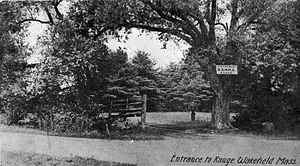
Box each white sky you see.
[106,29,189,67]
[25,1,233,68]
[24,0,190,67]
[26,23,189,68]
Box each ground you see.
[1,151,136,166]
[1,112,300,166]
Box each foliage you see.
[2,0,282,131]
[0,2,33,123]
[159,62,214,112]
[108,50,161,112]
[232,0,300,132]
[70,0,281,129]
[2,0,300,134]
[2,6,163,131]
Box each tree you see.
[0,0,66,84]
[1,0,130,129]
[132,51,161,112]
[0,2,28,94]
[10,0,296,130]
[31,16,132,130]
[231,0,300,131]
[65,0,278,129]
[109,50,161,112]
[0,1,33,120]
[159,62,213,112]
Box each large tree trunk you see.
[205,54,234,130]
[211,88,232,129]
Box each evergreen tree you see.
[108,50,161,112]
[159,62,214,112]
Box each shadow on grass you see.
[146,121,214,140]
[148,121,300,141]
[2,122,299,141]
[0,122,214,141]
[0,124,165,141]
[224,129,300,141]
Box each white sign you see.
[216,65,238,75]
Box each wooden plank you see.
[123,113,142,118]
[111,99,128,103]
[128,101,143,105]
[123,111,142,116]
[109,111,142,119]
[111,101,142,107]
[126,98,129,109]
[110,107,143,113]
[130,96,142,101]
[112,97,142,103]
[141,94,147,130]
[104,95,147,130]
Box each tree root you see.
[213,121,238,131]
[226,121,238,131]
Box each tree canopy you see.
[1,0,300,132]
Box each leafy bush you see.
[232,109,264,132]
[233,93,300,133]
[52,112,94,133]
[111,119,140,131]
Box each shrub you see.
[232,108,264,132]
[233,93,300,133]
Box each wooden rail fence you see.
[104,94,147,132]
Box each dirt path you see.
[1,132,300,166]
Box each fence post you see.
[141,94,147,130]
[191,111,195,121]
[107,101,113,133]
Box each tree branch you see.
[172,13,203,45]
[215,22,228,32]
[229,0,239,32]
[18,0,64,25]
[142,0,197,44]
[130,24,193,45]
[236,1,271,32]
[190,13,209,41]
[43,6,54,24]
[17,18,51,24]
[208,0,217,43]
[204,0,211,24]
[53,0,63,20]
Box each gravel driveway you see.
[1,132,300,166]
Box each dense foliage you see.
[159,62,214,112]
[232,0,300,132]
[1,0,300,134]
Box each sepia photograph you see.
[0,0,300,165]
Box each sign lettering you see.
[216,65,238,75]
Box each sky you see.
[26,22,189,68]
[106,29,189,67]
[24,1,232,68]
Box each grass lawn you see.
[128,112,212,124]
[1,151,136,166]
[0,123,165,141]
[1,112,299,141]
[0,112,212,141]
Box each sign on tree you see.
[216,65,238,75]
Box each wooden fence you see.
[105,94,147,131]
